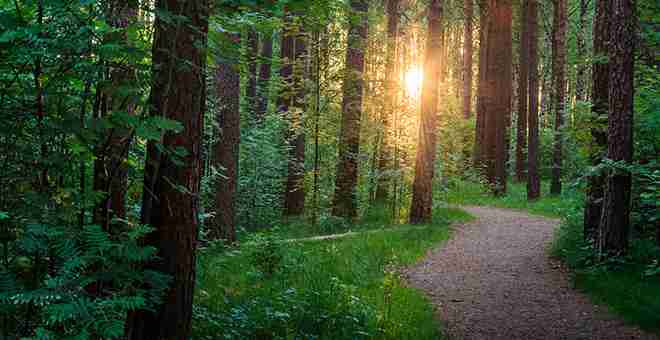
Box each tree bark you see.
[527,0,540,200]
[550,0,566,195]
[283,20,308,216]
[374,0,401,203]
[583,0,610,241]
[473,0,489,170]
[126,0,208,338]
[332,0,369,219]
[483,0,512,196]
[598,0,635,256]
[409,0,443,224]
[463,0,474,119]
[515,0,529,182]
[210,33,240,242]
[574,0,588,102]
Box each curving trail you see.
[405,206,658,340]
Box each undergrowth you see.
[193,207,472,339]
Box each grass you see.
[442,179,580,218]
[194,207,473,339]
[445,179,660,335]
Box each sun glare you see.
[405,67,424,98]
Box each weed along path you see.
[405,206,658,340]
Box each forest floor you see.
[405,205,658,340]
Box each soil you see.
[405,206,658,340]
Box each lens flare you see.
[404,67,423,98]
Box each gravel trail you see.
[405,206,658,340]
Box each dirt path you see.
[405,206,658,340]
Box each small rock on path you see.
[405,206,658,340]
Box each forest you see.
[0,0,658,339]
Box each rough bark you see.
[283,22,308,216]
[473,0,489,171]
[463,0,474,119]
[126,0,208,338]
[550,0,566,195]
[515,0,529,182]
[255,31,273,121]
[332,0,369,219]
[409,0,443,224]
[483,0,511,196]
[92,1,137,231]
[374,0,400,203]
[598,0,635,256]
[583,0,610,241]
[210,33,240,242]
[527,0,540,200]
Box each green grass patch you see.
[552,211,660,334]
[442,179,580,218]
[193,207,470,339]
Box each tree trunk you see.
[332,0,369,219]
[550,0,566,195]
[409,0,443,224]
[598,0,635,256]
[92,1,137,231]
[527,0,540,200]
[255,31,273,121]
[375,0,401,203]
[283,21,308,216]
[473,0,489,170]
[483,0,511,196]
[210,33,240,242]
[574,0,588,102]
[583,0,610,241]
[463,0,474,119]
[126,0,208,338]
[515,0,529,182]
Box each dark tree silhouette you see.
[210,33,240,242]
[473,0,489,170]
[332,0,369,219]
[583,0,610,241]
[550,0,566,195]
[526,0,540,200]
[410,0,443,224]
[515,0,529,183]
[126,0,208,338]
[598,0,635,256]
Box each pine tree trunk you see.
[515,0,529,182]
[526,0,541,200]
[375,0,400,203]
[598,0,635,256]
[574,0,588,102]
[483,0,511,196]
[210,33,240,242]
[473,0,489,171]
[583,0,610,241]
[255,32,273,122]
[550,0,566,195]
[332,0,369,219]
[126,0,208,338]
[463,0,474,119]
[409,0,443,224]
[283,23,308,216]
